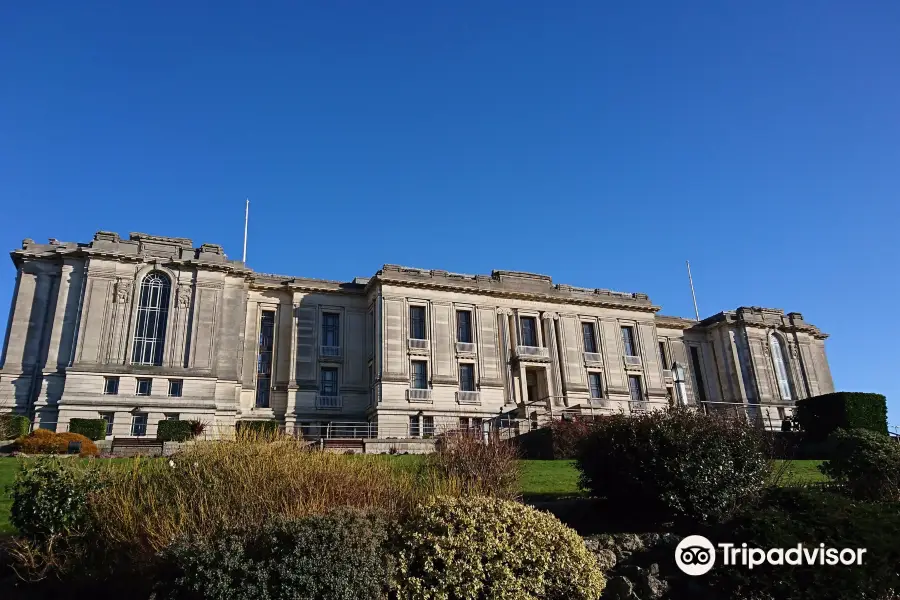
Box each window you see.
[132,271,171,365]
[103,376,119,395]
[131,413,148,437]
[256,310,275,408]
[322,312,340,347]
[456,310,473,343]
[165,413,179,421]
[459,417,470,429]
[770,334,793,401]
[521,316,538,347]
[100,412,114,436]
[320,367,338,396]
[472,417,483,430]
[411,360,428,389]
[588,373,603,398]
[621,326,638,357]
[168,379,183,397]
[658,341,669,369]
[410,306,427,340]
[409,415,420,438]
[582,322,598,353]
[136,378,152,396]
[689,346,708,403]
[423,416,435,437]
[628,375,643,403]
[459,363,476,392]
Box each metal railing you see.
[407,388,432,402]
[623,355,642,367]
[516,345,550,359]
[408,338,429,351]
[319,345,341,358]
[455,342,477,354]
[456,391,481,404]
[315,395,342,409]
[583,351,603,364]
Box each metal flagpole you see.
[242,199,249,263]
[686,260,700,321]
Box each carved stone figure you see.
[115,279,132,304]
[177,285,192,308]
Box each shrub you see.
[16,430,99,456]
[9,457,103,541]
[235,419,280,438]
[390,496,605,600]
[0,413,30,439]
[696,487,900,600]
[425,431,519,499]
[87,436,419,566]
[187,419,206,438]
[819,428,900,502]
[69,418,107,441]
[156,510,389,600]
[158,420,194,442]
[576,408,770,523]
[796,392,888,441]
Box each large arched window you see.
[770,334,793,401]
[132,272,171,366]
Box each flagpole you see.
[686,260,700,321]
[242,199,249,263]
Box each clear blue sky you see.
[1,2,897,422]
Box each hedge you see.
[157,420,193,442]
[795,392,888,441]
[0,413,30,439]
[69,418,107,441]
[235,419,281,437]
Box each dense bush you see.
[9,457,103,541]
[157,510,389,600]
[819,428,900,502]
[68,418,107,441]
[796,392,888,441]
[696,487,900,600]
[426,430,519,499]
[235,419,280,437]
[516,418,607,459]
[0,413,30,439]
[390,496,605,600]
[158,420,194,442]
[576,408,770,523]
[16,429,99,456]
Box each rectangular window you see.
[409,415,420,438]
[165,413,179,421]
[472,417,483,430]
[690,346,708,403]
[131,413,148,437]
[459,363,476,391]
[410,306,427,340]
[521,316,538,347]
[628,375,643,403]
[100,412,114,436]
[621,326,638,357]
[410,360,428,389]
[322,312,340,347]
[658,341,669,369]
[456,310,473,343]
[582,322,598,353]
[589,373,603,398]
[320,367,339,396]
[459,417,470,429]
[423,416,435,437]
[256,310,276,409]
[103,376,119,395]
[136,378,152,396]
[168,379,183,397]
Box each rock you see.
[641,533,661,548]
[636,574,670,600]
[603,576,635,600]
[584,537,601,553]
[617,564,645,581]
[648,563,660,577]
[595,548,618,571]
[616,533,644,552]
[592,533,617,549]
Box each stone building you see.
[0,231,834,438]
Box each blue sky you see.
[1,2,898,422]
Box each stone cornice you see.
[655,314,698,330]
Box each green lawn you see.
[0,456,827,535]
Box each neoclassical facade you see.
[0,231,835,438]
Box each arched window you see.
[132,272,171,366]
[770,334,792,401]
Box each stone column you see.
[542,312,564,406]
[44,263,74,369]
[497,308,514,404]
[169,281,193,368]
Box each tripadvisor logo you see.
[675,535,867,576]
